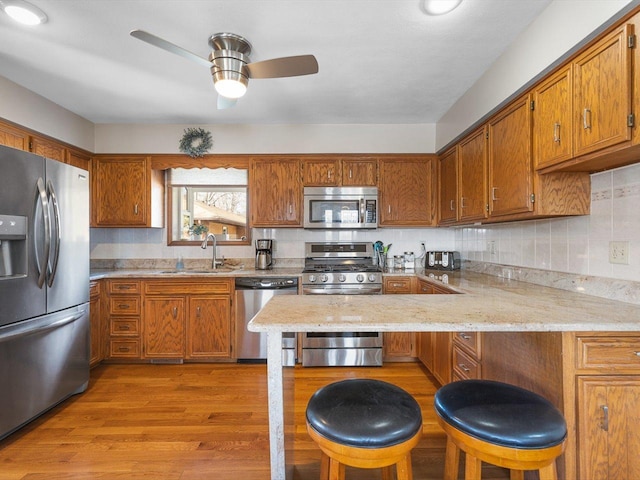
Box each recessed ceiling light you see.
[1,0,48,25]
[422,0,463,16]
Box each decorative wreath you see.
[179,127,213,158]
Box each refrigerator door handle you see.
[34,178,51,289]
[46,180,61,287]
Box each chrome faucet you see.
[201,233,223,269]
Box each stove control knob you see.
[308,275,316,283]
[368,274,377,283]
[339,274,346,282]
[356,274,365,283]
[320,274,329,283]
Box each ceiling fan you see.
[130,30,319,109]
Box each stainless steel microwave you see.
[303,187,378,229]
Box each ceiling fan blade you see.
[246,55,318,79]
[130,30,212,68]
[217,95,238,110]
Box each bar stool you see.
[306,378,422,480]
[434,380,567,480]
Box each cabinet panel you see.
[379,156,436,226]
[30,135,66,163]
[383,276,413,294]
[89,281,102,367]
[144,297,185,358]
[458,127,488,223]
[108,297,141,315]
[187,296,232,359]
[303,158,341,186]
[577,336,640,371]
[453,345,480,380]
[578,376,640,480]
[453,331,481,358]
[109,339,141,358]
[250,158,302,226]
[439,148,458,225]
[432,331,452,385]
[108,280,141,294]
[342,159,377,186]
[533,66,573,169]
[110,318,140,336]
[0,121,29,150]
[383,332,415,359]
[573,24,632,157]
[488,95,533,217]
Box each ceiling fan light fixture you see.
[422,0,462,16]
[214,76,248,99]
[1,0,47,25]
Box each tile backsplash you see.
[455,162,640,283]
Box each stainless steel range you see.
[301,242,383,367]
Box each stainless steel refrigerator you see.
[0,144,90,440]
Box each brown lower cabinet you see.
[102,278,233,362]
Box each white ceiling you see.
[0,0,554,125]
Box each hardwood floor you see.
[0,363,509,480]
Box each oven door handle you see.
[303,287,382,295]
[359,197,365,224]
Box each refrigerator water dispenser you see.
[0,214,27,278]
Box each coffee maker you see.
[255,239,273,270]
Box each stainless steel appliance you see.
[255,238,273,270]
[0,145,90,440]
[301,242,382,366]
[303,187,378,229]
[426,251,461,270]
[235,276,298,365]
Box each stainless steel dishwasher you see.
[235,277,298,365]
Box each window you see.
[167,167,249,245]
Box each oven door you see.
[302,285,382,295]
[303,331,382,349]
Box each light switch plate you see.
[609,241,630,265]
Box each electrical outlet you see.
[609,241,630,265]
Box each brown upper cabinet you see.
[91,155,164,227]
[458,127,489,223]
[0,120,29,151]
[438,148,458,225]
[30,134,67,163]
[250,157,302,227]
[488,94,534,218]
[379,156,437,227]
[302,157,377,186]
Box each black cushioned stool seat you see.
[306,379,422,480]
[434,380,567,480]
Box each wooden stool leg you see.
[510,470,525,480]
[328,457,345,480]
[443,436,460,480]
[538,462,558,480]
[319,451,330,480]
[381,465,395,480]
[395,453,413,480]
[465,453,482,480]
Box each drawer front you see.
[383,277,413,294]
[109,296,141,315]
[110,318,140,336]
[577,336,640,370]
[453,345,481,380]
[416,280,434,294]
[109,339,141,358]
[453,331,481,358]
[144,280,232,295]
[108,280,141,294]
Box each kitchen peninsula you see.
[249,271,640,480]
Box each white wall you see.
[436,0,635,149]
[0,76,94,151]
[94,123,436,154]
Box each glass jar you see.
[394,255,404,269]
[404,252,415,269]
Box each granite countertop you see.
[248,269,640,333]
[89,266,304,280]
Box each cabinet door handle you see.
[583,108,592,130]
[349,168,353,179]
[289,205,293,214]
[134,203,139,215]
[553,122,561,143]
[491,187,499,201]
[450,200,455,211]
[196,306,201,318]
[600,405,609,432]
[388,205,391,214]
[634,351,640,357]
[460,197,466,209]
[327,169,332,180]
[172,307,178,318]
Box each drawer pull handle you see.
[118,285,131,290]
[600,405,609,432]
[118,304,130,309]
[118,346,130,352]
[118,325,130,331]
[459,333,471,340]
[458,363,470,373]
[634,351,640,357]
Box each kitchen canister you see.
[394,255,404,269]
[404,252,415,269]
